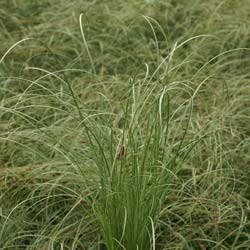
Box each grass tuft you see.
[1,0,250,249]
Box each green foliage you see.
[0,0,250,249]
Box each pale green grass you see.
[0,0,250,249]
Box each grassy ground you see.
[0,0,250,249]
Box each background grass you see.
[0,0,250,249]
